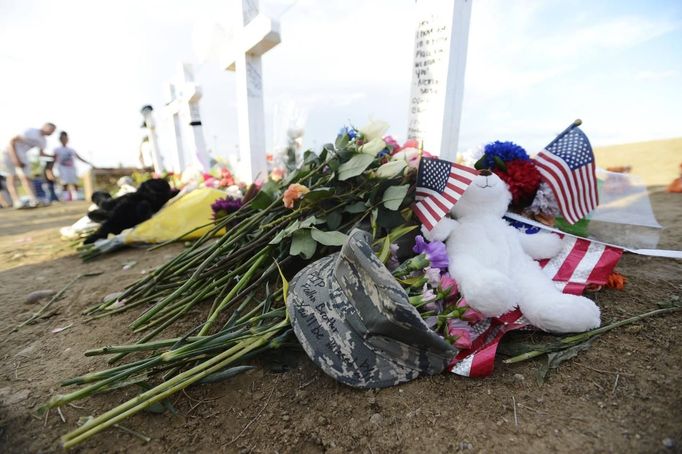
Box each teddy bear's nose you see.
[478,169,492,176]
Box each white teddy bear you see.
[423,170,600,333]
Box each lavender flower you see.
[387,243,400,271]
[424,267,441,287]
[412,235,449,269]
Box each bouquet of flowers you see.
[46,120,431,447]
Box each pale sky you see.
[1,0,680,172]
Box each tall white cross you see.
[224,0,281,183]
[407,0,472,161]
[164,63,211,172]
[140,105,165,174]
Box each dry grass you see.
[594,137,682,186]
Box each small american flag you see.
[535,123,599,224]
[414,157,478,231]
[449,229,623,378]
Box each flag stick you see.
[545,119,582,149]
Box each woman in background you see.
[53,131,94,201]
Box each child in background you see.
[44,157,59,202]
[53,131,94,201]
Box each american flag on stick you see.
[414,157,478,231]
[535,120,599,224]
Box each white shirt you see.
[54,146,77,167]
[7,128,46,162]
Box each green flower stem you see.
[45,357,162,410]
[61,357,153,386]
[392,254,429,278]
[61,317,290,449]
[198,248,271,336]
[504,304,682,364]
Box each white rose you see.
[359,120,389,141]
[359,137,386,155]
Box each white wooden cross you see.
[164,63,210,172]
[140,105,165,174]
[407,0,472,161]
[223,0,281,183]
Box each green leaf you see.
[338,153,375,181]
[302,187,334,205]
[310,228,348,246]
[493,155,508,172]
[335,133,350,150]
[303,150,320,166]
[299,216,323,228]
[474,155,487,170]
[537,339,595,385]
[378,235,391,264]
[370,208,379,238]
[250,190,276,210]
[344,201,368,214]
[326,211,342,230]
[289,229,317,259]
[377,206,406,229]
[199,366,255,384]
[388,224,419,243]
[269,220,301,245]
[382,184,410,211]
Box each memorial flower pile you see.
[46,120,427,447]
[43,120,665,448]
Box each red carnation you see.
[494,159,542,207]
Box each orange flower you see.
[606,272,627,290]
[282,183,310,208]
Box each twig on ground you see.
[57,407,66,423]
[114,423,151,443]
[575,362,634,377]
[512,396,518,431]
[612,373,620,394]
[225,385,276,446]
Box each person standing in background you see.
[53,131,94,201]
[0,122,56,208]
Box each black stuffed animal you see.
[84,178,177,244]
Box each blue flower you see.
[482,141,529,168]
[376,147,391,158]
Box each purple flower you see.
[424,267,441,287]
[424,300,443,314]
[211,197,243,220]
[420,284,436,303]
[412,235,449,269]
[387,243,400,271]
[424,316,438,329]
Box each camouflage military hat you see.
[287,229,457,388]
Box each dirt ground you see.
[0,191,681,454]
